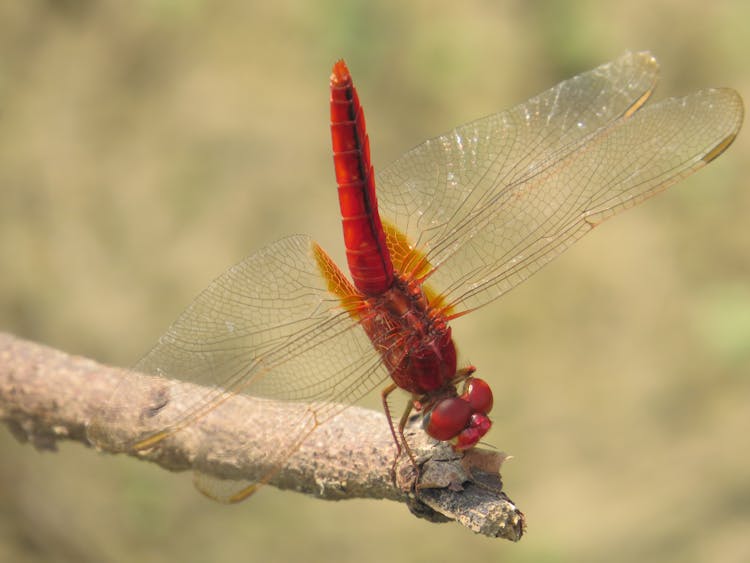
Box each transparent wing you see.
[90,235,389,499]
[139,235,385,413]
[376,51,743,314]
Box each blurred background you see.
[1,1,748,562]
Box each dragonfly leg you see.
[381,383,419,488]
[453,365,476,389]
[396,399,420,471]
[381,382,400,452]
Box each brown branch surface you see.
[0,332,525,540]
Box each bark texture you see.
[0,332,525,540]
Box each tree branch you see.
[0,332,525,540]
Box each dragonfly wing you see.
[437,88,742,313]
[90,235,389,497]
[377,52,659,260]
[376,51,743,314]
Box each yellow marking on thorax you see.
[381,219,454,317]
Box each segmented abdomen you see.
[330,60,394,296]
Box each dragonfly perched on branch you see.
[89,51,743,503]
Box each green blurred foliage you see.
[1,1,748,562]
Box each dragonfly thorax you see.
[362,275,457,394]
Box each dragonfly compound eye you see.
[423,380,495,446]
[461,377,493,415]
[422,397,472,441]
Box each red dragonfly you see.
[91,51,742,502]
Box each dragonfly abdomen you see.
[330,60,394,296]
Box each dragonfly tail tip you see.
[331,59,351,85]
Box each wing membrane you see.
[377,52,743,314]
[91,235,388,455]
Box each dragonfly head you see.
[422,377,493,450]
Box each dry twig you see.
[0,332,525,540]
